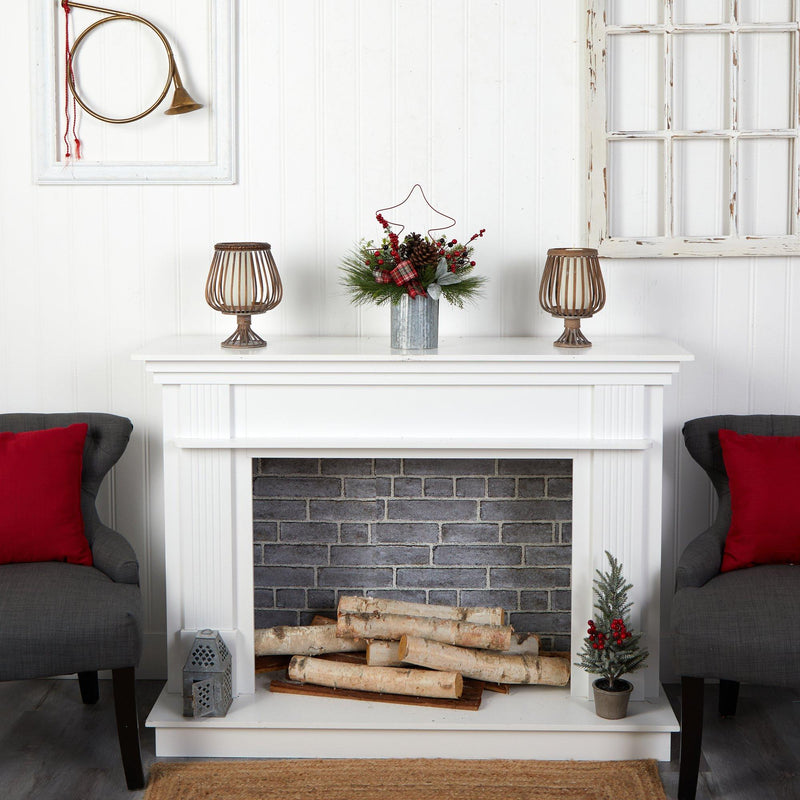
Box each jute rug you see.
[144,758,667,799]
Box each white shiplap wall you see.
[1,0,795,679]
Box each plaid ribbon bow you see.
[389,260,418,285]
[373,260,427,298]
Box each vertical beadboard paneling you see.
[356,0,400,336]
[712,259,755,409]
[320,0,361,335]
[500,0,537,335]
[1,0,38,411]
[4,0,800,678]
[240,0,287,340]
[278,0,325,336]
[750,257,792,410]
[457,0,503,337]
[429,0,468,264]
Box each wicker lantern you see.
[205,242,283,349]
[182,629,233,718]
[538,247,606,348]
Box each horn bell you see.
[164,86,203,116]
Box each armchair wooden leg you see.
[111,667,144,790]
[718,679,740,718]
[77,671,99,705]
[678,676,705,800]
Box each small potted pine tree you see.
[575,551,649,719]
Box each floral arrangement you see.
[575,551,649,691]
[340,213,487,307]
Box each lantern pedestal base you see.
[554,318,592,349]
[221,314,266,349]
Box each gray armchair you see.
[672,415,800,800]
[0,413,144,790]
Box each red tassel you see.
[62,1,81,160]
[62,1,72,158]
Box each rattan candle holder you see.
[538,247,606,348]
[205,242,283,349]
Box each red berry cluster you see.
[436,229,485,273]
[611,618,632,645]
[586,619,606,650]
[376,213,401,260]
[587,618,632,650]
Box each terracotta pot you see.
[592,678,633,719]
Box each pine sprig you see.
[340,249,407,306]
[340,222,487,307]
[440,275,487,308]
[575,551,649,688]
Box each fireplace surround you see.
[135,335,691,759]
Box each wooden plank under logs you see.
[269,677,483,711]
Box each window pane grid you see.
[793,8,800,233]
[664,0,674,237]
[592,0,800,254]
[729,2,739,235]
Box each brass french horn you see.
[64,1,202,124]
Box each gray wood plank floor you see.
[0,680,796,799]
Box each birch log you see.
[337,611,513,651]
[337,595,505,626]
[366,640,403,667]
[254,624,365,656]
[398,635,570,686]
[288,655,463,699]
[505,631,540,656]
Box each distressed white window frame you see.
[31,0,237,185]
[587,0,800,257]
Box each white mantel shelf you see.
[134,334,690,362]
[136,335,691,760]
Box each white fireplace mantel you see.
[135,335,692,760]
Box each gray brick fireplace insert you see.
[253,457,572,651]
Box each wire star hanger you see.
[375,184,457,241]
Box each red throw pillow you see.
[719,428,800,572]
[0,423,92,566]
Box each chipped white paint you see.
[588,0,800,256]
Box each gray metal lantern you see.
[182,629,233,718]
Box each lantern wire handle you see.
[375,184,457,240]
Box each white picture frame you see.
[32,0,236,185]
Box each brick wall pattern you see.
[253,458,572,651]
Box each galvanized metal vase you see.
[390,294,439,351]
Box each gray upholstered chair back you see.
[0,412,133,548]
[683,414,800,497]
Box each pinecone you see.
[399,232,423,261]
[406,236,439,269]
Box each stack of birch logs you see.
[254,596,570,701]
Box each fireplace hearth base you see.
[147,681,676,760]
